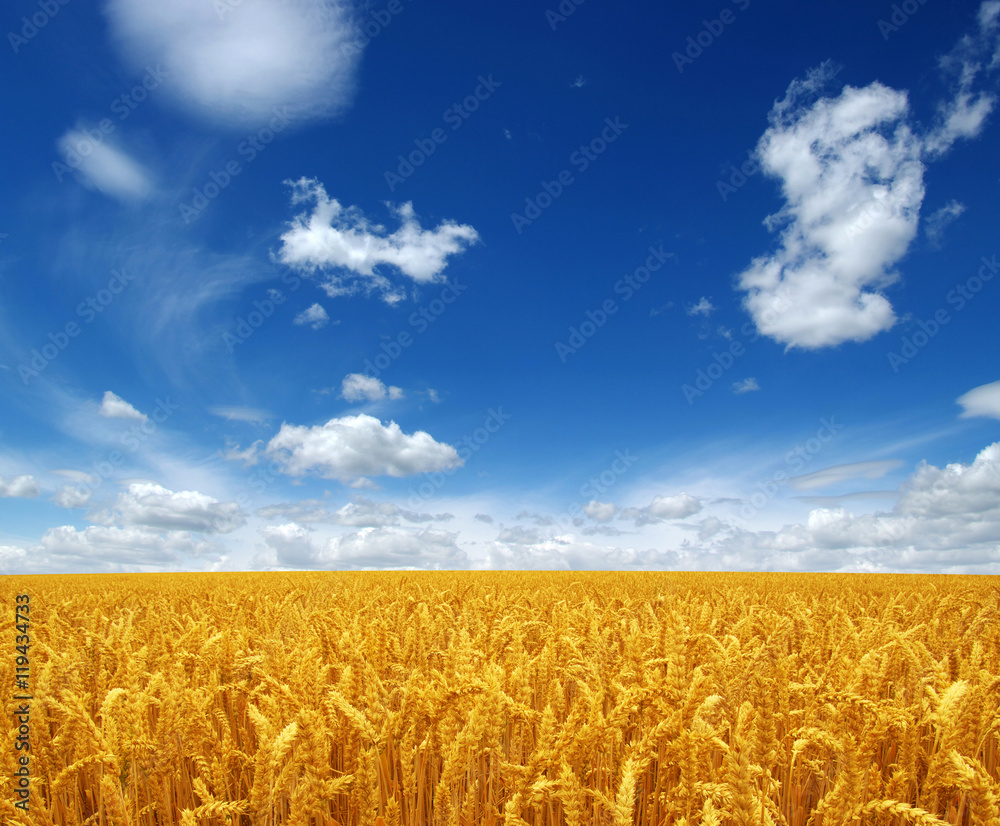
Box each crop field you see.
[1,572,999,826]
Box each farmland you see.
[2,572,998,826]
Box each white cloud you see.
[957,380,1000,420]
[924,1,1000,156]
[332,496,442,527]
[732,378,760,394]
[221,440,263,466]
[103,0,360,127]
[256,523,467,569]
[39,525,211,567]
[293,303,330,329]
[277,178,479,301]
[686,297,715,317]
[101,482,245,533]
[788,459,904,491]
[924,200,966,246]
[583,501,617,522]
[266,414,462,483]
[339,373,403,403]
[737,78,924,349]
[210,406,271,424]
[621,493,702,526]
[53,485,93,508]
[0,475,40,498]
[99,391,147,421]
[57,131,153,201]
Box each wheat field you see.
[1,572,998,826]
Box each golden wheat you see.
[0,572,998,826]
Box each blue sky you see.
[2,0,999,573]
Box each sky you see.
[1,0,999,574]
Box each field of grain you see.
[1,572,998,826]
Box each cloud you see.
[210,406,272,424]
[583,500,617,522]
[256,523,467,569]
[620,493,702,526]
[256,500,333,523]
[277,178,479,302]
[332,496,443,527]
[293,303,331,329]
[265,414,462,483]
[103,0,361,127]
[570,75,587,88]
[39,525,211,567]
[737,76,924,349]
[474,513,494,524]
[0,475,41,498]
[57,130,153,201]
[53,485,93,508]
[957,380,1000,420]
[924,2,1000,156]
[99,391,147,421]
[221,440,263,466]
[339,373,403,403]
[787,459,904,491]
[686,297,715,317]
[732,378,760,394]
[924,200,967,246]
[99,482,245,533]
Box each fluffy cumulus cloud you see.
[738,72,924,349]
[103,0,361,127]
[97,482,245,533]
[0,474,40,498]
[340,373,403,403]
[255,523,467,569]
[738,8,1000,351]
[57,130,153,201]
[957,380,1000,420]
[277,178,479,302]
[266,414,462,483]
[583,500,617,522]
[99,390,147,421]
